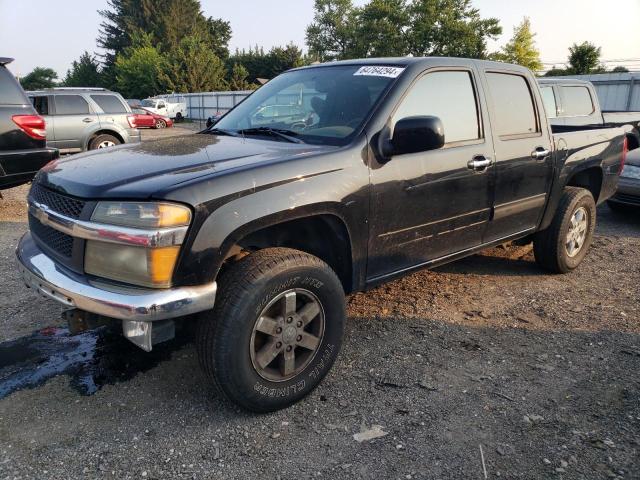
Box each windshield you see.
[213,65,401,146]
[141,99,155,107]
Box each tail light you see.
[127,115,137,128]
[619,136,628,174]
[12,115,46,140]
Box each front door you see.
[368,68,495,281]
[52,94,99,151]
[479,70,555,242]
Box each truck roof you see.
[538,78,592,86]
[292,56,531,74]
[26,87,111,94]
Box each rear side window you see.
[393,70,480,144]
[54,95,90,115]
[30,96,49,115]
[540,87,557,118]
[0,66,27,105]
[486,72,538,137]
[561,86,594,116]
[91,94,128,114]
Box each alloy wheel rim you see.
[98,140,116,148]
[250,288,325,382]
[565,206,588,257]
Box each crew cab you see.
[538,78,640,150]
[16,58,628,412]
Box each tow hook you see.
[63,309,113,335]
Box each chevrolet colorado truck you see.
[16,58,628,412]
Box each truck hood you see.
[36,133,335,199]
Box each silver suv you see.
[27,88,141,153]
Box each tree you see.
[567,41,606,75]
[494,17,542,72]
[63,52,102,87]
[544,67,568,77]
[306,0,501,61]
[611,66,629,73]
[227,44,305,82]
[115,35,166,98]
[160,35,227,92]
[19,67,58,90]
[228,63,255,91]
[407,0,501,58]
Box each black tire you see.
[533,187,596,273]
[175,112,183,122]
[197,247,345,412]
[154,119,166,129]
[89,133,121,150]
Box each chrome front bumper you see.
[16,232,217,322]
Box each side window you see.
[540,87,557,118]
[561,86,594,116]
[157,102,166,109]
[486,72,538,137]
[392,70,480,144]
[54,95,90,115]
[91,94,128,114]
[30,96,49,115]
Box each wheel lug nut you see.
[296,335,302,342]
[296,320,303,327]
[276,327,282,334]
[286,345,292,352]
[276,342,282,349]
[287,317,293,323]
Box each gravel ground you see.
[1,130,639,479]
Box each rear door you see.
[51,94,98,151]
[368,67,495,280]
[480,69,554,242]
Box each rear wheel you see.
[175,112,183,122]
[89,134,121,150]
[533,187,596,273]
[197,248,345,412]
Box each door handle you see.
[82,118,93,123]
[531,147,551,160]
[467,156,492,171]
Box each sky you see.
[1,0,639,78]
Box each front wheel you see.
[154,119,166,129]
[533,187,596,273]
[197,248,345,412]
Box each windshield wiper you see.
[236,127,304,144]
[204,127,239,137]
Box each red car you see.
[130,107,173,129]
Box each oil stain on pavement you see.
[0,326,187,399]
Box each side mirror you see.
[383,116,445,157]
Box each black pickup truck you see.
[16,58,628,412]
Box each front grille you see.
[30,183,86,219]
[613,192,640,205]
[29,216,74,258]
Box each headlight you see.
[91,202,191,228]
[85,202,191,288]
[621,165,640,180]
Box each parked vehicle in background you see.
[16,58,628,412]
[140,98,187,121]
[608,147,640,211]
[126,99,141,108]
[27,88,140,154]
[131,107,173,129]
[0,57,58,190]
[538,79,640,150]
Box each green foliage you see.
[115,34,166,98]
[306,0,502,61]
[19,67,58,90]
[493,17,542,72]
[228,63,255,91]
[567,42,606,75]
[543,67,568,77]
[63,52,102,87]
[611,66,630,73]
[159,35,228,93]
[227,44,305,83]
